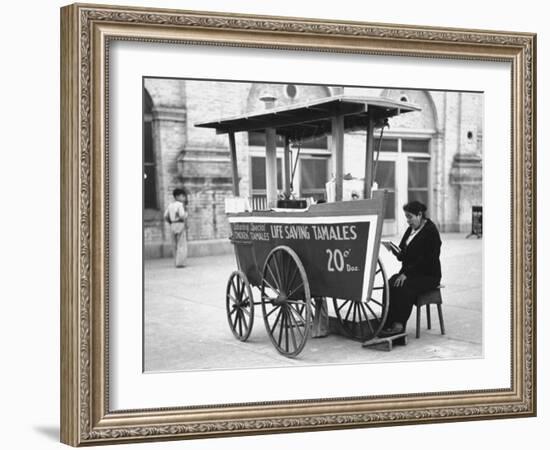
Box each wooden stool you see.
[415,286,445,338]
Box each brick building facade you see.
[143,78,482,258]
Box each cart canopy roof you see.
[195,95,420,141]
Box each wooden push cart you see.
[196,95,419,357]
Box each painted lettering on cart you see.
[231,222,250,240]
[231,222,271,241]
[268,224,358,241]
[270,225,311,240]
[230,220,367,280]
[311,225,357,241]
[249,223,270,240]
[232,223,361,243]
[325,248,359,272]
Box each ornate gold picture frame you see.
[60,3,536,446]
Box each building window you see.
[143,89,158,210]
[250,156,282,210]
[374,138,398,152]
[286,84,297,98]
[374,161,396,219]
[248,132,328,150]
[408,158,429,206]
[300,157,329,201]
[402,139,430,153]
[373,136,431,223]
[251,156,282,190]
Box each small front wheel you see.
[226,271,254,341]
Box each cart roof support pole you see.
[364,115,375,199]
[228,132,240,196]
[331,115,344,201]
[265,127,278,208]
[283,136,292,198]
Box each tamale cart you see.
[196,95,419,357]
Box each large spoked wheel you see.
[332,257,389,341]
[261,246,311,358]
[226,270,254,341]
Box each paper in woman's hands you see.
[381,241,401,257]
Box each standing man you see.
[164,188,188,267]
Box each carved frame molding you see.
[61,3,536,446]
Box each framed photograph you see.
[60,3,536,446]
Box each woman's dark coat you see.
[383,218,442,328]
[397,218,442,282]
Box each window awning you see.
[195,95,420,141]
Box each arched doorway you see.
[143,88,158,210]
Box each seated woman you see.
[380,201,442,337]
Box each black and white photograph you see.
[142,78,484,372]
[1,0,544,447]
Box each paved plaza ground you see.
[144,233,482,372]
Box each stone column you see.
[449,92,483,233]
